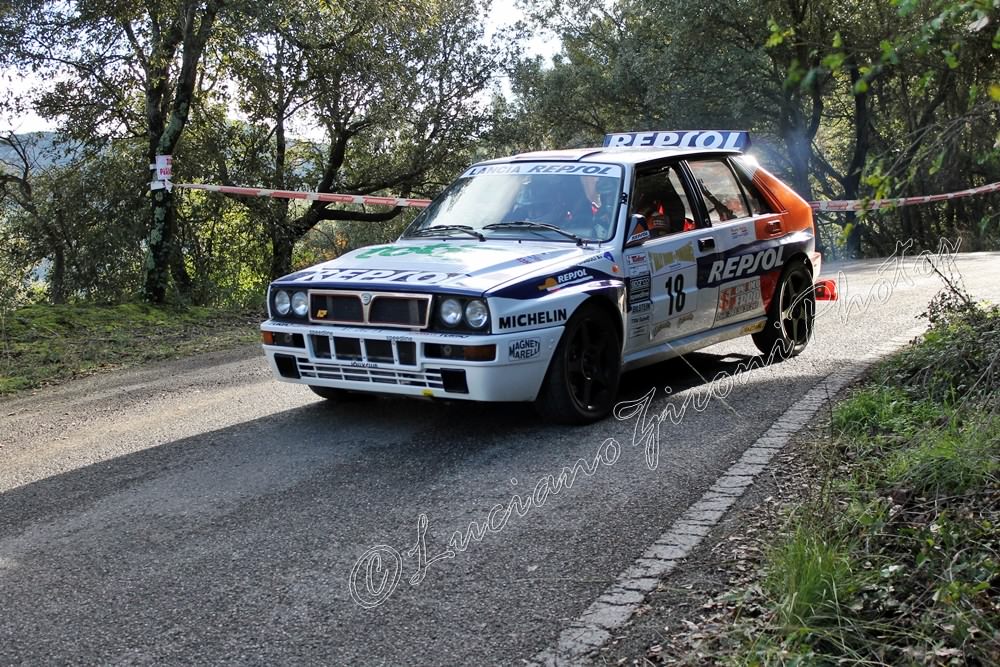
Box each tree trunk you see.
[140,0,223,304]
[270,231,295,280]
[143,188,175,302]
[50,245,66,305]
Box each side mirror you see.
[624,213,648,248]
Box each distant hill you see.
[0,131,73,170]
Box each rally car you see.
[261,130,835,423]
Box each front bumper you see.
[261,320,564,402]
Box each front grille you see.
[297,361,444,389]
[310,334,417,366]
[309,290,431,329]
[369,297,429,327]
[311,293,363,323]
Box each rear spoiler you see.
[603,130,750,151]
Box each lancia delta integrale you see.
[261,130,835,423]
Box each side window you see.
[687,159,751,223]
[627,164,696,244]
[730,159,773,215]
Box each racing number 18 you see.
[664,274,685,315]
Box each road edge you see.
[532,324,928,665]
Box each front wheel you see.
[752,259,815,359]
[535,303,622,424]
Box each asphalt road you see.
[2,249,998,665]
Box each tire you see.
[752,258,815,359]
[535,302,622,424]
[308,385,375,402]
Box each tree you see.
[213,0,504,279]
[2,0,226,302]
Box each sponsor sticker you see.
[355,243,467,260]
[728,224,752,242]
[516,253,554,264]
[626,252,650,278]
[603,130,749,150]
[706,245,785,285]
[582,251,616,264]
[498,308,568,330]
[648,242,695,273]
[652,319,672,337]
[508,338,541,361]
[740,321,766,334]
[629,274,651,304]
[461,162,622,178]
[290,268,461,285]
[538,268,590,292]
[629,314,651,339]
[717,278,762,321]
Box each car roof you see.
[475,146,739,167]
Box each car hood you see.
[272,240,616,294]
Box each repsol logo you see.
[558,269,588,284]
[498,308,568,330]
[296,268,458,285]
[707,246,785,283]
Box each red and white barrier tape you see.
[175,182,432,208]
[809,181,1000,212]
[175,179,1000,214]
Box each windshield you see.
[403,162,624,243]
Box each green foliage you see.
[764,526,858,629]
[887,415,999,494]
[516,0,1000,258]
[883,288,1000,405]
[1,0,504,305]
[0,302,259,394]
[697,290,1000,664]
[833,385,944,441]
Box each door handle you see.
[698,237,715,251]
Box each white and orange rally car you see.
[261,130,836,423]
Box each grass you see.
[0,302,261,394]
[669,289,1000,665]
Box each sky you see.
[1,3,561,136]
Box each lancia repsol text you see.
[498,308,568,330]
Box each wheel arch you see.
[764,251,814,308]
[579,289,626,353]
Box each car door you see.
[622,163,722,353]
[684,157,771,328]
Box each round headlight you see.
[291,291,309,317]
[439,298,463,327]
[274,290,291,315]
[465,299,489,329]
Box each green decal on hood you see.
[355,243,467,259]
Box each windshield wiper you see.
[408,225,485,241]
[482,221,585,245]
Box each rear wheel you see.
[752,259,815,358]
[535,303,622,424]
